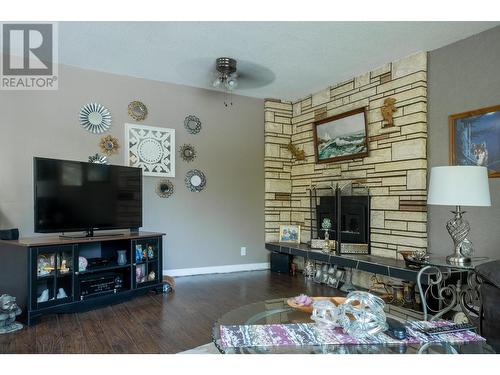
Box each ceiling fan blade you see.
[229,60,275,90]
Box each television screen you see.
[34,157,142,233]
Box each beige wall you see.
[265,52,429,259]
[0,63,265,271]
[428,26,500,259]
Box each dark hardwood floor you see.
[0,270,341,354]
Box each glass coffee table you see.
[212,298,495,354]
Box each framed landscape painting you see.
[313,107,369,163]
[449,104,500,178]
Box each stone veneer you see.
[265,52,428,260]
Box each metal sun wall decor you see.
[185,169,206,192]
[128,101,148,121]
[179,144,197,162]
[156,179,174,198]
[88,153,108,164]
[99,135,120,156]
[125,123,175,177]
[184,115,202,134]
[79,103,112,134]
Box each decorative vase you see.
[117,250,127,266]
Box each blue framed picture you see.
[449,104,500,178]
[278,224,301,243]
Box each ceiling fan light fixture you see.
[225,77,238,90]
[212,77,222,88]
[213,57,239,92]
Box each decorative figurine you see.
[59,259,70,273]
[0,294,23,334]
[136,266,143,283]
[287,142,306,161]
[142,248,148,260]
[148,271,156,281]
[304,259,315,279]
[56,288,67,299]
[116,250,127,266]
[37,255,50,276]
[321,218,333,252]
[147,245,154,259]
[135,245,143,262]
[37,289,49,303]
[381,97,397,128]
[78,256,88,272]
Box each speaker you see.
[270,252,291,273]
[0,228,19,240]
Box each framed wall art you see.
[278,224,301,244]
[313,107,369,163]
[125,123,175,177]
[449,104,500,178]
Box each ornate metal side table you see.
[415,256,491,327]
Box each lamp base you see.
[446,254,471,266]
[445,206,473,266]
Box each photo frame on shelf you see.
[313,107,369,164]
[125,123,175,177]
[278,224,301,244]
[449,104,500,178]
[313,267,323,284]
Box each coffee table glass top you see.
[412,256,491,271]
[212,298,494,354]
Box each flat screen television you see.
[34,157,142,235]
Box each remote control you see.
[422,323,476,335]
[385,317,407,340]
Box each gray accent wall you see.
[0,63,265,271]
[428,26,500,258]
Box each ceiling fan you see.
[212,57,239,91]
[209,57,275,106]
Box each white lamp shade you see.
[427,166,491,207]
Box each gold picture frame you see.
[313,107,369,164]
[449,104,500,178]
[278,224,301,243]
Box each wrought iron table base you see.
[416,265,481,328]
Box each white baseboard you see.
[163,262,270,277]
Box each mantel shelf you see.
[265,242,467,285]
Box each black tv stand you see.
[0,231,165,325]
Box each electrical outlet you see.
[240,247,247,256]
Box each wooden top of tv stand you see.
[0,231,165,248]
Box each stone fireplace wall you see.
[265,52,428,259]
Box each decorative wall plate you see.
[179,144,197,162]
[128,101,148,121]
[88,153,108,164]
[184,115,202,134]
[156,179,174,198]
[79,103,112,134]
[125,123,175,177]
[99,135,120,156]
[185,169,206,192]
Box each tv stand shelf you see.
[0,231,165,325]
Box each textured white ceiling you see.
[59,21,499,101]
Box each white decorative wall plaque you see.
[125,123,175,177]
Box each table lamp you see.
[427,166,491,265]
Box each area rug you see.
[178,343,220,354]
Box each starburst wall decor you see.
[99,135,120,156]
[125,123,175,177]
